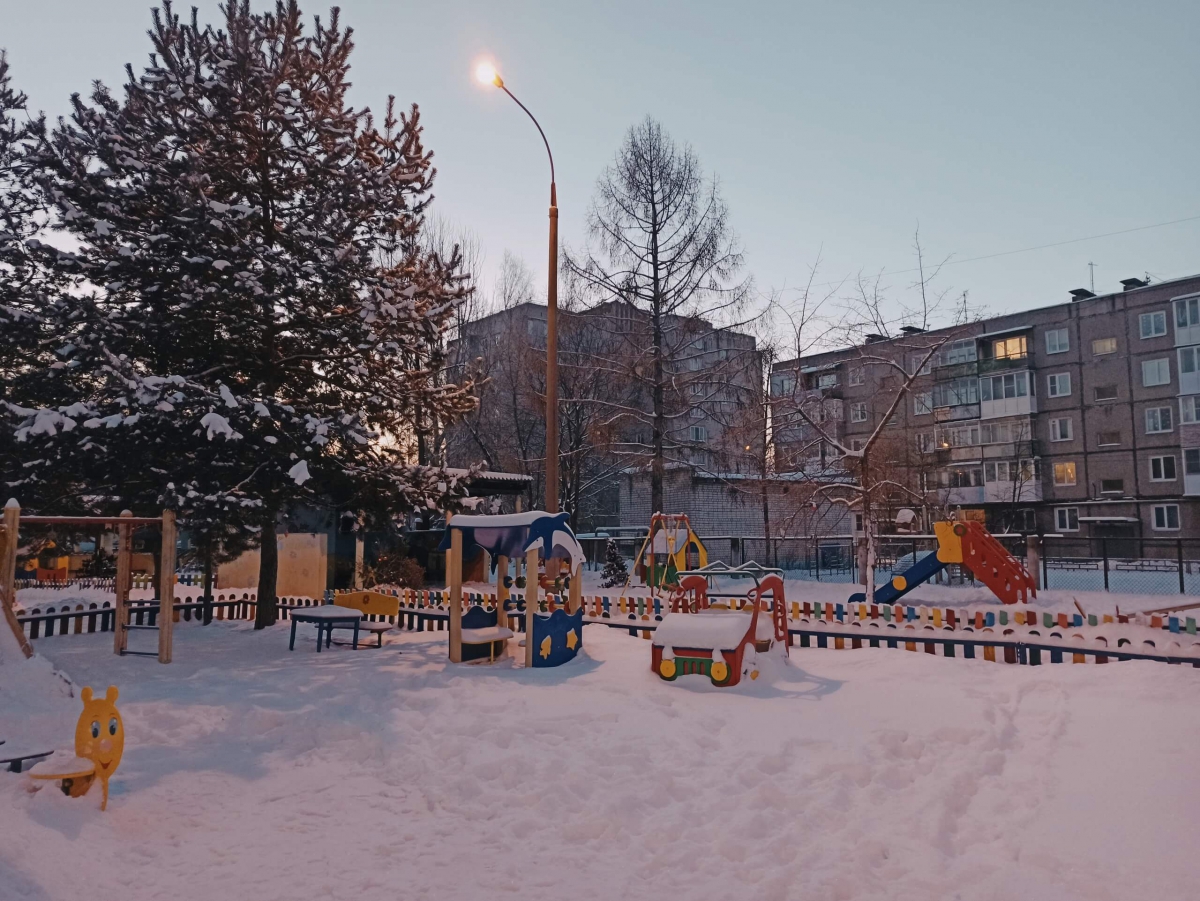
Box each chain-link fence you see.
[1040,536,1200,596]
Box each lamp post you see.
[475,62,560,514]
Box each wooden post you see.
[568,563,582,614]
[113,511,133,656]
[158,509,177,663]
[496,554,509,627]
[524,547,539,668]
[447,527,463,663]
[2,500,34,659]
[1025,534,1041,591]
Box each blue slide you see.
[848,551,947,606]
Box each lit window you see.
[1053,462,1077,486]
[992,335,1027,359]
[1045,329,1070,354]
[1092,337,1117,355]
[1139,311,1167,338]
[1149,455,1176,481]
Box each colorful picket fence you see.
[15,583,1200,668]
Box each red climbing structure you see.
[957,521,1037,605]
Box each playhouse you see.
[629,513,708,591]
[652,562,788,687]
[439,511,587,668]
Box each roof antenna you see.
[1088,262,1096,293]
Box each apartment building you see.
[771,273,1200,539]
[448,300,761,527]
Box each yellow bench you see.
[330,591,400,647]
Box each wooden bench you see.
[460,604,513,662]
[329,591,400,647]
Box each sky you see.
[3,0,1199,329]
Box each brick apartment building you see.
[771,273,1200,540]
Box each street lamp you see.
[474,61,560,514]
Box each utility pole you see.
[1088,262,1096,293]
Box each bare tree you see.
[771,232,978,591]
[566,117,752,514]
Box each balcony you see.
[932,360,978,381]
[978,355,1030,374]
[981,439,1040,459]
[934,403,981,423]
[935,446,985,464]
[980,394,1037,419]
[945,485,985,506]
[984,480,1043,504]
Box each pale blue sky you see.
[3,0,1198,322]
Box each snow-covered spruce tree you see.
[0,53,86,509]
[600,538,628,588]
[14,2,477,627]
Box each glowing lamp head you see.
[475,61,503,88]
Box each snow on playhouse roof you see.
[440,511,585,571]
[654,610,754,652]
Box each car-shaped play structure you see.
[651,562,788,687]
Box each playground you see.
[2,513,1200,900]
[1,618,1198,900]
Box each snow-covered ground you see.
[2,617,1198,900]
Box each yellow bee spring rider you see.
[28,685,124,810]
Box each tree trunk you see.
[202,550,214,626]
[255,509,279,629]
[651,310,665,516]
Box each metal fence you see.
[579,532,1200,597]
[1039,536,1200,596]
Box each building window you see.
[771,374,795,397]
[1149,455,1176,481]
[1140,311,1167,338]
[689,425,708,443]
[981,371,1029,401]
[932,377,979,408]
[1046,372,1071,397]
[914,392,933,415]
[1145,407,1173,434]
[1094,384,1118,402]
[1097,431,1122,446]
[1182,395,1200,424]
[1092,337,1118,355]
[937,424,980,448]
[1053,462,1077,486]
[1180,346,1198,376]
[850,402,868,422]
[1055,507,1079,531]
[818,373,838,389]
[1152,504,1180,531]
[992,335,1027,359]
[916,432,935,454]
[1049,417,1072,441]
[1100,478,1124,494]
[933,339,977,367]
[849,438,865,452]
[940,467,983,488]
[849,366,864,386]
[1045,329,1070,354]
[984,460,1036,483]
[1185,448,1200,476]
[1176,296,1200,329]
[981,419,1031,444]
[1141,358,1171,387]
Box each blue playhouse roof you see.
[439,511,586,570]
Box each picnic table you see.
[288,605,363,652]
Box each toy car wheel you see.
[658,659,677,680]
[709,661,729,685]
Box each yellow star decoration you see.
[539,635,552,659]
[565,629,578,651]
